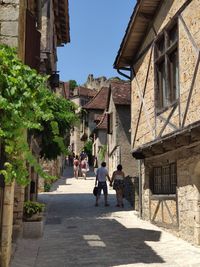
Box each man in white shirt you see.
[95,162,111,207]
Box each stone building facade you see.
[83,87,110,165]
[70,87,96,156]
[0,1,70,266]
[93,114,108,165]
[84,74,122,91]
[107,81,138,178]
[114,0,200,245]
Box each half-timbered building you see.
[114,0,200,245]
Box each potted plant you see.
[23,201,45,221]
[23,201,45,238]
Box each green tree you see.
[0,45,79,185]
[69,80,78,90]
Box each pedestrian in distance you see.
[95,162,111,207]
[110,164,125,208]
[93,156,98,175]
[80,157,87,180]
[73,155,79,179]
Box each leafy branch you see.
[0,45,79,185]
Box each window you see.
[151,163,177,194]
[107,113,113,134]
[155,22,179,113]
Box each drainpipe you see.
[138,159,143,218]
[116,67,132,80]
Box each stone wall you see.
[142,142,200,245]
[131,0,200,149]
[0,0,20,47]
[117,106,138,177]
[130,0,200,245]
[84,74,110,90]
[0,1,21,266]
[1,182,15,267]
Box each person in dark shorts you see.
[110,164,125,207]
[95,162,111,207]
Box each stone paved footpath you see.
[10,167,200,267]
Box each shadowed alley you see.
[11,167,200,267]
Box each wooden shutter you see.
[25,9,41,71]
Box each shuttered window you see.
[25,9,41,71]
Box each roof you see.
[54,0,70,45]
[94,114,103,122]
[83,87,109,110]
[96,113,108,130]
[110,81,131,105]
[114,0,161,69]
[72,86,97,98]
[132,120,200,159]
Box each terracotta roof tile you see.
[96,113,107,130]
[94,114,103,122]
[83,87,109,110]
[110,81,131,105]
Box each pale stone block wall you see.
[1,182,15,267]
[12,184,25,240]
[0,1,19,47]
[131,0,200,149]
[117,106,138,178]
[142,143,200,245]
[108,95,117,155]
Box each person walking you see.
[93,156,98,175]
[95,162,111,207]
[110,164,125,208]
[73,155,79,179]
[80,157,87,180]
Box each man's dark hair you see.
[117,164,122,171]
[101,162,106,167]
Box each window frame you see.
[154,21,179,115]
[151,162,177,195]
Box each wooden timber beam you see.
[191,128,200,142]
[150,143,165,155]
[176,133,191,148]
[162,137,176,152]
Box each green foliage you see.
[99,145,107,161]
[0,44,78,185]
[23,201,45,217]
[83,140,93,156]
[44,183,51,192]
[69,80,78,90]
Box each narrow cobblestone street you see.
[10,167,200,267]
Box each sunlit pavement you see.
[11,167,200,267]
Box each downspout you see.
[117,66,144,217]
[138,159,143,218]
[116,67,132,80]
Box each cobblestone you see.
[10,167,200,267]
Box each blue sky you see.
[57,1,136,85]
